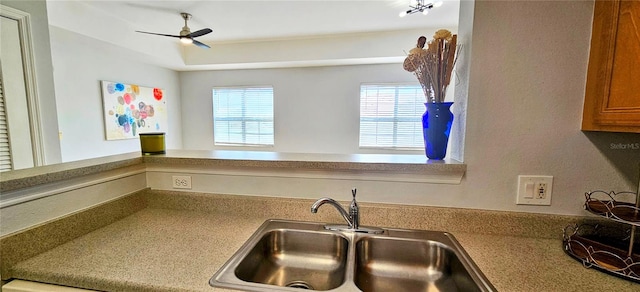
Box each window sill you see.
[144,150,466,184]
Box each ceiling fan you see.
[135,12,212,49]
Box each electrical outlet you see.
[536,182,548,199]
[172,175,192,189]
[517,175,553,205]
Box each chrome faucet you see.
[311,188,383,234]
[311,188,360,229]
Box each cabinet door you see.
[582,0,640,133]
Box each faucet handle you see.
[349,188,359,229]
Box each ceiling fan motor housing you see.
[180,27,191,37]
[180,12,192,36]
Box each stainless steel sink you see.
[210,219,495,292]
[355,236,484,292]
[235,229,348,290]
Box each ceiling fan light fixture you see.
[399,0,441,17]
[180,37,193,44]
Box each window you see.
[212,86,274,146]
[359,84,424,149]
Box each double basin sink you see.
[210,219,495,291]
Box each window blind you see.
[0,75,13,171]
[359,84,424,149]
[212,86,274,146]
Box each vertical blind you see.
[212,86,274,146]
[359,84,424,149]
[0,75,13,171]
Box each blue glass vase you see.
[422,102,454,160]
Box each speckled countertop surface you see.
[1,150,465,192]
[9,207,640,292]
[142,150,465,172]
[0,153,143,192]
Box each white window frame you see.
[212,86,274,147]
[359,83,425,150]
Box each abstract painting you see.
[101,81,168,140]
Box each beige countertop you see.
[8,206,640,292]
[0,150,466,193]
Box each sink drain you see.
[285,281,314,289]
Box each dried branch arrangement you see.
[403,29,460,103]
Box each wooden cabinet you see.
[582,0,640,133]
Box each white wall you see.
[2,0,61,165]
[175,0,639,216]
[49,27,183,162]
[183,28,453,69]
[455,0,638,214]
[180,64,431,155]
[45,0,185,70]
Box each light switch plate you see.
[516,175,553,205]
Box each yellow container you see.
[139,132,166,155]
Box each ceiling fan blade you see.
[135,31,181,38]
[188,28,212,38]
[192,39,210,49]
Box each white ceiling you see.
[46,0,460,70]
